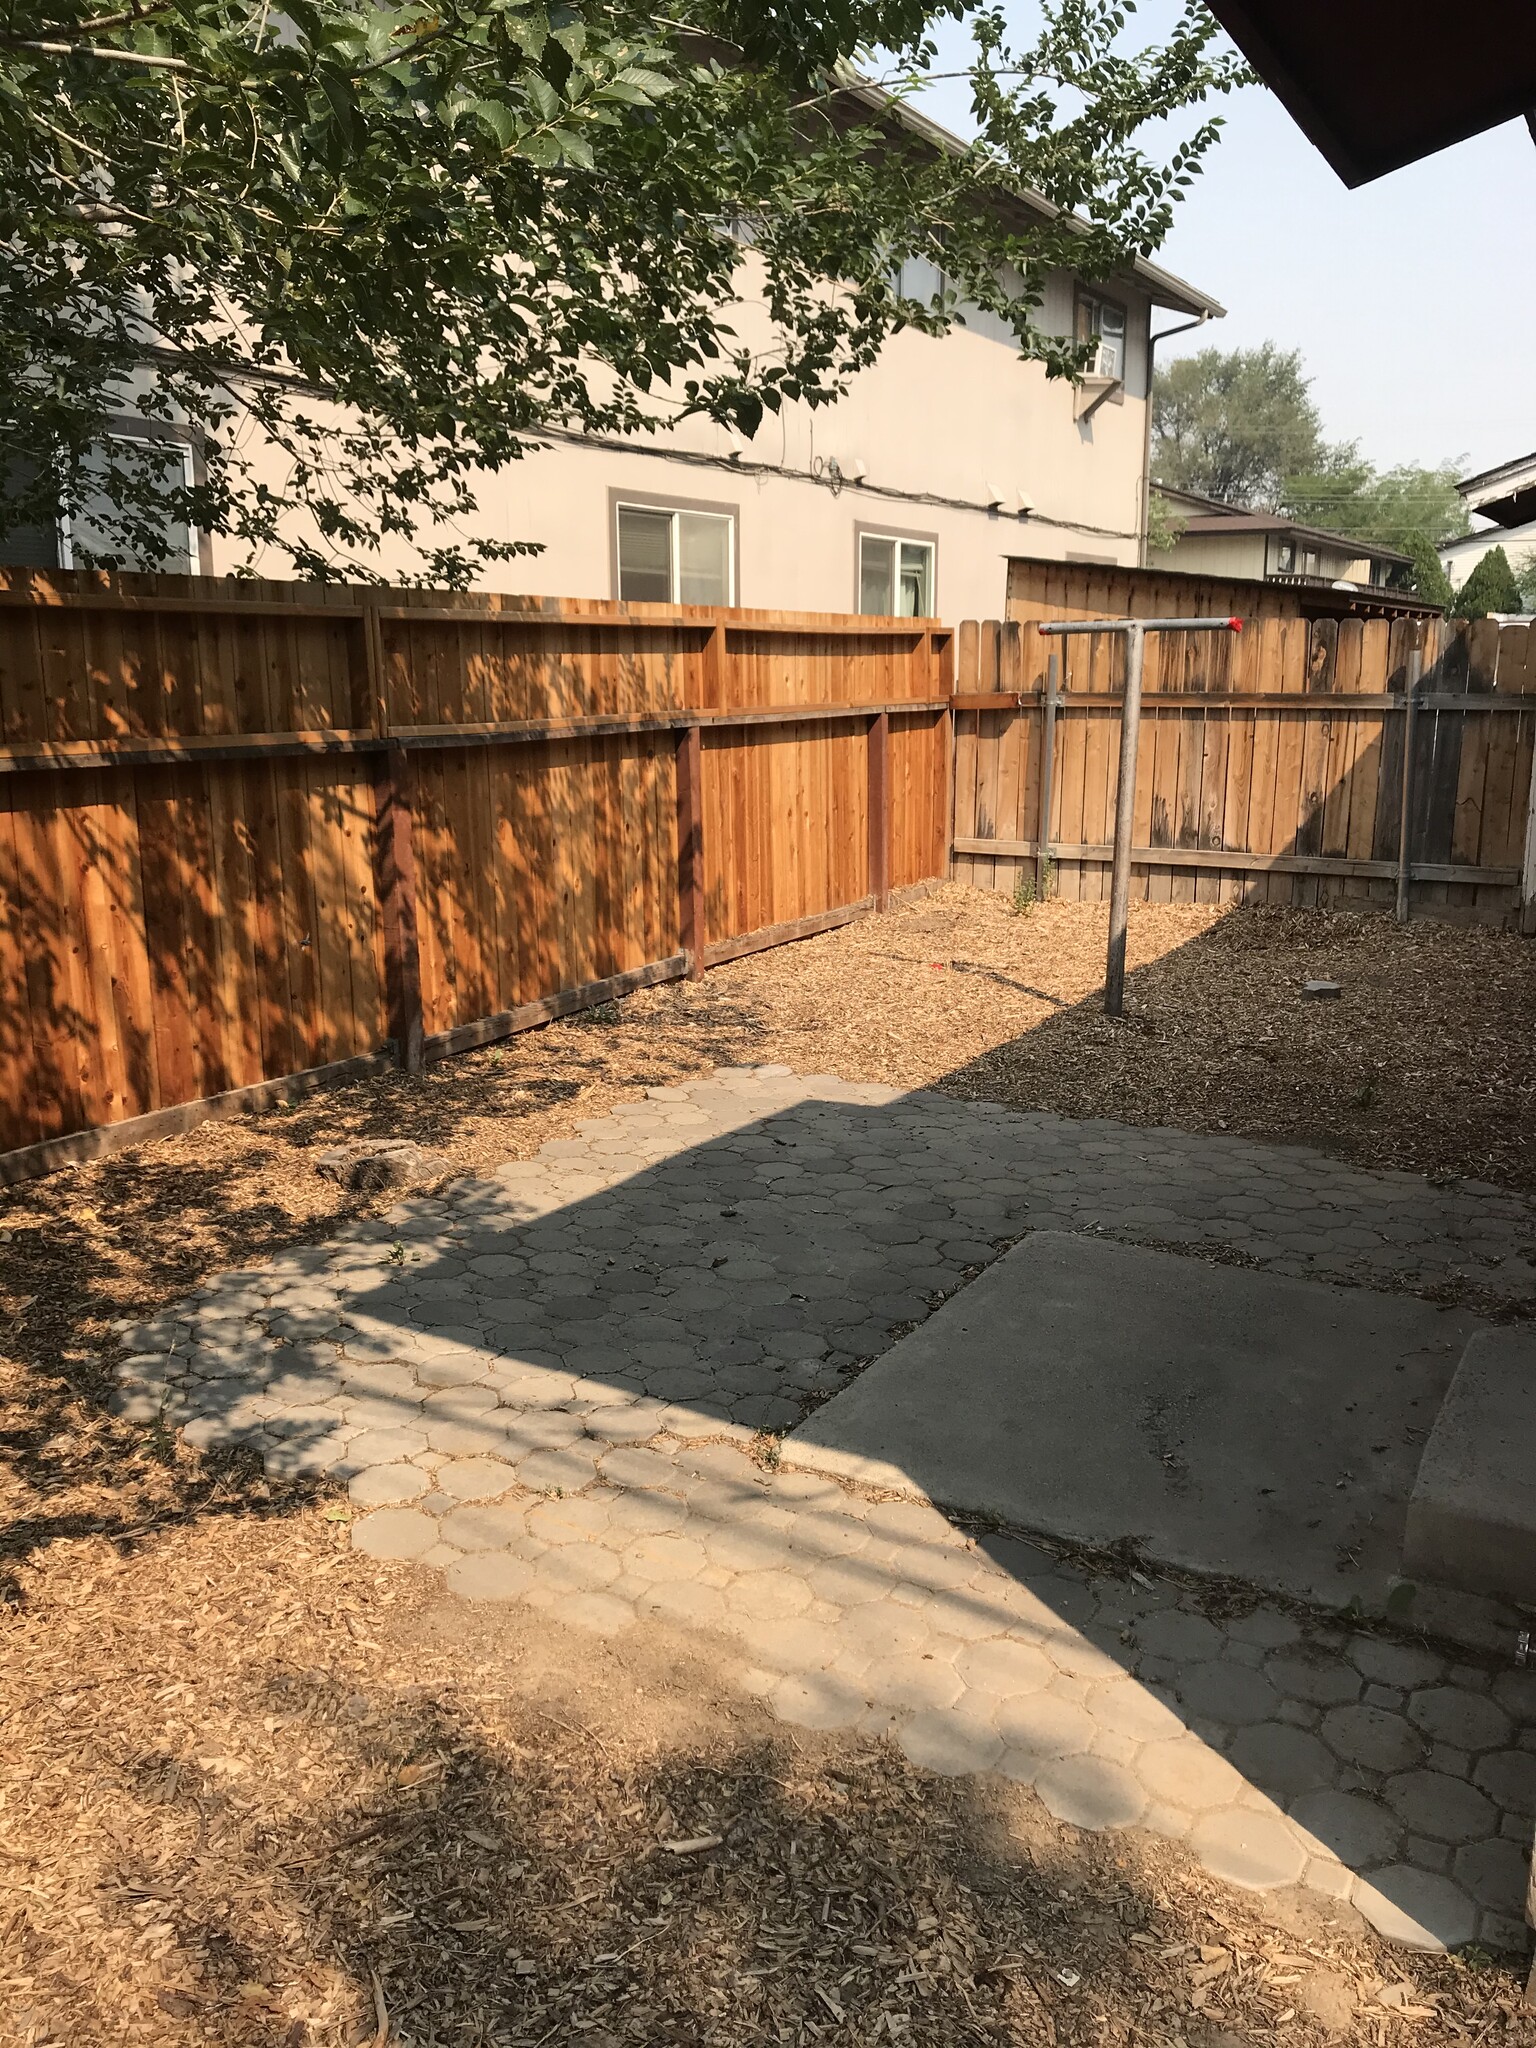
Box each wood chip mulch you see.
[4,889,1535,2042]
[3,1505,1529,2047]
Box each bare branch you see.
[2,36,191,70]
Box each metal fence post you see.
[1396,648,1422,925]
[1105,623,1146,1017]
[1036,650,1059,901]
[1038,614,1241,1015]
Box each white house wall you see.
[212,257,1161,618]
[1442,521,1536,590]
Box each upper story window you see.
[1,427,199,572]
[1076,290,1127,383]
[614,497,734,605]
[63,432,198,572]
[858,529,935,617]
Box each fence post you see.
[373,744,425,1073]
[1104,623,1146,1017]
[1036,649,1059,900]
[867,710,890,910]
[1396,647,1423,925]
[1521,730,1536,938]
[362,600,425,1073]
[676,722,706,977]
[936,628,957,881]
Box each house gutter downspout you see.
[1140,310,1211,566]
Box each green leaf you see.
[456,96,521,148]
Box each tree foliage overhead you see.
[0,0,1244,582]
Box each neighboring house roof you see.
[1004,548,1439,620]
[1456,450,1536,530]
[842,78,1224,322]
[1155,486,1412,567]
[1201,0,1536,187]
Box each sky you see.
[907,4,1536,481]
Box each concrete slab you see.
[1403,1329,1536,1607]
[786,1232,1477,1612]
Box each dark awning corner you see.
[1203,1,1536,186]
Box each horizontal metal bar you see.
[951,837,1519,887]
[702,897,875,968]
[0,1049,397,1188]
[1036,616,1243,636]
[423,956,689,1061]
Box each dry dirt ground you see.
[4,889,1535,2044]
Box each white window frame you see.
[1076,289,1127,386]
[856,528,937,618]
[613,497,736,606]
[59,429,199,574]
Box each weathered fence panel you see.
[952,600,1536,925]
[0,575,950,1175]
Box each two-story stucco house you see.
[1,99,1222,620]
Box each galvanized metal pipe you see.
[1038,614,1244,1015]
[1104,623,1145,1015]
[1036,650,1059,902]
[1396,647,1423,925]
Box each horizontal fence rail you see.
[949,609,1536,927]
[0,572,952,1177]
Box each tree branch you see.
[2,36,191,70]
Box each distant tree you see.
[1401,531,1455,609]
[1282,462,1470,555]
[1451,546,1523,619]
[1152,344,1326,508]
[1515,553,1536,613]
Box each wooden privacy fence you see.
[951,611,1536,926]
[0,574,951,1178]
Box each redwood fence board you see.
[0,571,950,1168]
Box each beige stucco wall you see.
[211,257,1161,621]
[1149,531,1268,581]
[1151,532,1376,589]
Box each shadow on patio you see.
[101,991,1536,1958]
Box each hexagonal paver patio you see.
[110,1065,1536,1953]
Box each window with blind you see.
[615,500,734,604]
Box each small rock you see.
[1301,980,1343,1000]
[315,1139,453,1194]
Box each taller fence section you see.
[951,608,1536,927]
[0,575,951,1175]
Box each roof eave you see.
[837,76,1225,320]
